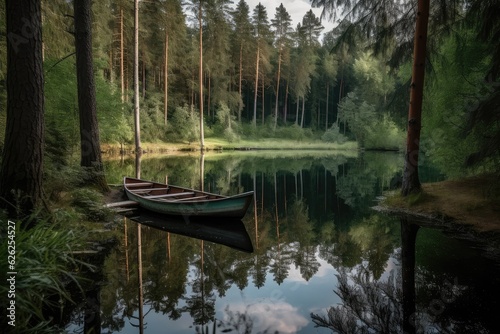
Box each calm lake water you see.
[65,151,499,333]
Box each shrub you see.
[71,188,113,222]
[213,103,240,142]
[167,105,200,143]
[364,116,404,150]
[321,123,348,144]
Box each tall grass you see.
[0,218,90,333]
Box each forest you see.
[0,0,498,168]
[0,0,499,332]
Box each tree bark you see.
[261,75,265,125]
[120,8,125,103]
[133,0,141,152]
[0,0,45,219]
[164,32,169,125]
[295,96,299,125]
[253,46,260,127]
[199,0,205,150]
[274,48,282,130]
[284,80,289,124]
[325,81,329,130]
[74,0,108,191]
[402,0,430,196]
[300,97,305,128]
[238,43,243,123]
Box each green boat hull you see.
[124,177,254,219]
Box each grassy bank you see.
[101,137,358,155]
[0,176,121,332]
[379,174,500,232]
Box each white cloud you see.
[222,300,309,333]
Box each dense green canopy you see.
[0,0,498,175]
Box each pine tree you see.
[133,0,141,152]
[204,0,233,116]
[0,0,45,220]
[74,0,109,191]
[402,0,429,195]
[251,3,271,126]
[271,3,293,130]
[231,0,253,123]
[161,0,187,125]
[292,15,321,128]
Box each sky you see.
[241,0,337,39]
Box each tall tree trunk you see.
[284,80,289,125]
[295,96,299,125]
[274,49,282,130]
[164,32,169,125]
[141,53,146,99]
[261,75,265,125]
[402,0,430,196]
[199,0,205,150]
[207,75,211,119]
[300,97,305,128]
[338,68,344,133]
[0,0,45,219]
[325,81,329,130]
[133,0,141,152]
[137,223,144,334]
[74,0,108,191]
[317,100,320,129]
[120,8,125,103]
[125,61,129,102]
[253,47,260,127]
[238,43,243,122]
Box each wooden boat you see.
[123,177,254,219]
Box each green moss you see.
[383,189,434,208]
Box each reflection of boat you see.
[127,209,254,253]
[124,177,254,219]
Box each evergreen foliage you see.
[322,124,348,144]
[0,0,498,176]
[169,105,201,143]
[44,58,132,163]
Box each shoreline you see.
[100,139,359,155]
[374,174,500,262]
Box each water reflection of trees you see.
[311,267,404,333]
[311,263,473,334]
[95,152,406,331]
[95,208,402,332]
[335,152,401,210]
[312,220,499,334]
